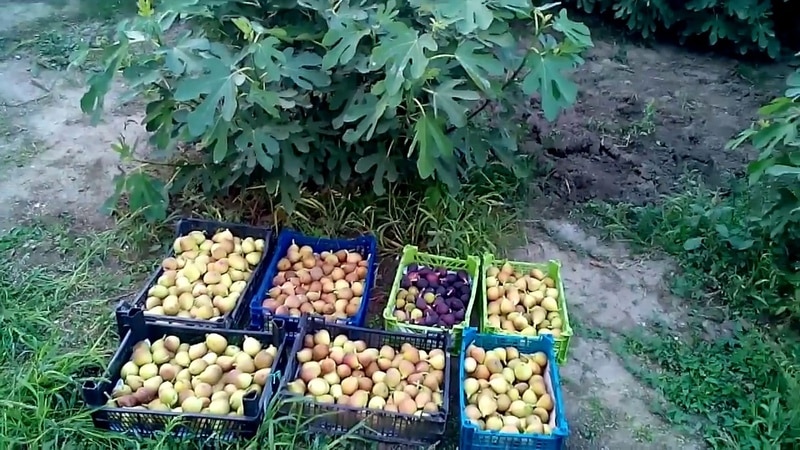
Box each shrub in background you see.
[573,0,793,58]
[80,0,592,221]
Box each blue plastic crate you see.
[458,328,569,450]
[249,229,378,332]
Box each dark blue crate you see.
[116,218,275,337]
[83,308,290,441]
[458,328,569,450]
[249,229,378,333]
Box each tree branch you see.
[445,54,529,135]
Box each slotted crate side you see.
[458,328,569,450]
[85,309,290,440]
[116,218,275,336]
[275,316,450,446]
[479,254,573,365]
[382,245,480,354]
[249,229,378,333]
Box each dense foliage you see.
[721,63,800,318]
[573,0,793,58]
[81,0,592,221]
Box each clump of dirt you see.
[526,39,787,206]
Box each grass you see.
[0,217,152,448]
[582,176,793,318]
[164,161,530,260]
[582,176,800,448]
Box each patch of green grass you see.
[0,218,150,448]
[578,396,618,441]
[619,321,800,448]
[581,176,788,318]
[283,167,527,258]
[160,161,529,259]
[582,176,800,448]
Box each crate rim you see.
[381,245,481,336]
[250,228,378,329]
[458,327,570,439]
[275,390,448,423]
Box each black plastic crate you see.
[84,308,289,440]
[116,218,275,336]
[275,316,451,446]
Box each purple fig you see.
[401,276,412,289]
[408,264,420,272]
[454,310,465,321]
[417,279,429,289]
[435,303,449,315]
[450,299,464,311]
[460,285,471,295]
[457,270,469,282]
[453,281,465,289]
[415,298,428,310]
[426,273,439,284]
[445,273,457,284]
[441,314,456,326]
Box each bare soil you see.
[0,59,146,231]
[0,3,783,449]
[527,37,787,205]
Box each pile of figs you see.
[391,264,472,328]
[484,262,563,337]
[462,344,557,435]
[285,329,446,415]
[262,244,369,322]
[144,229,265,320]
[107,333,277,416]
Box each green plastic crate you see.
[479,253,573,364]
[382,245,480,353]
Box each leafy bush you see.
[721,63,800,317]
[81,0,592,221]
[573,0,792,58]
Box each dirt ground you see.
[527,33,788,205]
[0,2,784,449]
